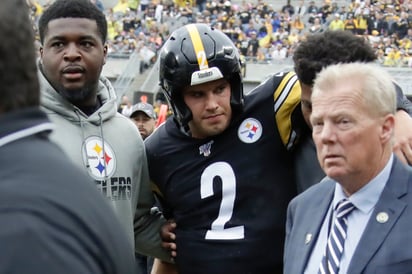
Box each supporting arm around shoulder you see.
[386,82,412,165]
[393,110,412,165]
[151,259,178,274]
[133,155,172,262]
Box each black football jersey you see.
[145,71,301,274]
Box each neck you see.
[341,149,392,196]
[78,96,101,116]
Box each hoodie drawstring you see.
[98,112,109,180]
[75,109,90,169]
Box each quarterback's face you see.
[183,79,232,139]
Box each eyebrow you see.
[47,34,99,41]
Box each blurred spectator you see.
[355,12,368,35]
[295,0,307,17]
[270,43,288,60]
[291,15,305,33]
[140,0,150,12]
[129,103,157,140]
[245,20,259,37]
[179,0,194,23]
[319,0,332,23]
[29,0,412,68]
[118,95,133,115]
[128,0,139,12]
[328,13,344,30]
[113,0,129,13]
[27,0,46,24]
[282,0,295,17]
[344,13,358,34]
[392,11,409,39]
[288,28,301,46]
[90,0,104,11]
[309,16,324,33]
[197,0,207,12]
[236,30,250,56]
[384,45,402,66]
[307,0,319,15]
[247,31,259,59]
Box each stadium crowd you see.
[28,0,412,67]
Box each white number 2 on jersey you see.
[200,162,244,240]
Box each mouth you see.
[61,66,85,80]
[204,113,223,120]
[324,154,341,162]
[204,114,223,125]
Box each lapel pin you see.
[376,212,389,223]
[305,233,312,245]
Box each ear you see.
[39,46,44,58]
[381,113,395,144]
[103,44,108,65]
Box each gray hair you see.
[312,62,396,116]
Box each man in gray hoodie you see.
[37,0,170,264]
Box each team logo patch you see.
[237,118,262,143]
[199,140,214,157]
[82,136,116,180]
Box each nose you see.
[63,43,81,62]
[319,122,337,144]
[205,93,219,111]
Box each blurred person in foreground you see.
[37,0,170,264]
[284,62,412,274]
[0,0,136,273]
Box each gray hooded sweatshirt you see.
[39,70,169,261]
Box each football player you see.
[145,23,302,274]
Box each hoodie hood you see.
[39,68,118,125]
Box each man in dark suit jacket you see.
[284,62,412,274]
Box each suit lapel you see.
[348,158,409,273]
[296,180,335,273]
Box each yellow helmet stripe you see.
[186,24,209,70]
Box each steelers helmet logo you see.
[238,118,263,144]
[82,136,116,180]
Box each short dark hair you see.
[0,0,39,112]
[38,0,107,44]
[293,30,377,86]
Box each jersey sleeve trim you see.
[273,72,301,149]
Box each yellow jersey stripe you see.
[273,72,301,147]
[151,180,163,198]
[186,24,209,69]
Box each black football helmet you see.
[159,23,244,131]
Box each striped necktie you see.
[318,198,355,274]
